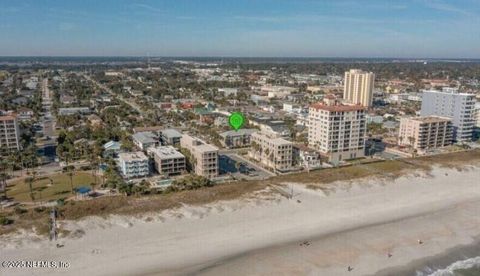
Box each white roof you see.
[162,128,183,138]
[118,151,148,161]
[195,144,218,153]
[149,146,185,159]
[103,140,121,150]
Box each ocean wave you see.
[426,256,480,276]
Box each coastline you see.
[1,164,480,276]
[373,239,480,276]
[193,193,480,276]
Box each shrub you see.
[34,206,46,213]
[0,216,13,225]
[170,175,212,191]
[14,206,28,214]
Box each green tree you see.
[0,160,8,199]
[25,176,35,202]
[64,165,75,194]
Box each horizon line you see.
[1,55,479,60]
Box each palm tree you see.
[25,176,35,202]
[407,136,416,147]
[65,165,75,194]
[0,160,8,199]
[7,151,18,177]
[89,154,99,186]
[407,136,416,157]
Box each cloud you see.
[422,0,472,15]
[0,3,29,14]
[233,16,285,23]
[130,3,163,14]
[47,7,133,25]
[232,14,436,25]
[330,1,408,11]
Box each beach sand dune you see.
[2,165,480,276]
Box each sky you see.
[1,0,479,58]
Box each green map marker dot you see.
[229,112,245,131]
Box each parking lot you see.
[219,152,273,181]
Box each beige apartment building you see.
[343,69,375,107]
[249,131,293,171]
[180,134,218,178]
[398,116,453,152]
[147,146,186,176]
[308,100,366,163]
[0,113,21,154]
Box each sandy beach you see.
[2,164,480,276]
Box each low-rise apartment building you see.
[147,146,186,176]
[180,134,218,178]
[249,117,291,139]
[118,151,150,178]
[398,116,453,152]
[132,131,160,151]
[219,129,257,148]
[160,129,183,146]
[293,145,322,169]
[249,131,293,171]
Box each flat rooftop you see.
[253,132,292,145]
[310,103,366,112]
[132,131,157,144]
[220,128,257,137]
[162,128,183,138]
[423,87,474,96]
[118,151,148,161]
[410,116,452,123]
[149,146,185,159]
[195,143,218,153]
[181,133,218,153]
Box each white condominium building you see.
[398,116,453,152]
[118,151,150,178]
[147,146,186,176]
[0,113,21,154]
[343,69,375,107]
[475,102,480,128]
[180,134,218,178]
[249,131,293,171]
[421,87,475,142]
[308,100,366,163]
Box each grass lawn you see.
[7,172,100,203]
[277,159,419,185]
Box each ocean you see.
[376,240,480,276]
[425,256,480,276]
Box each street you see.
[41,78,56,138]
